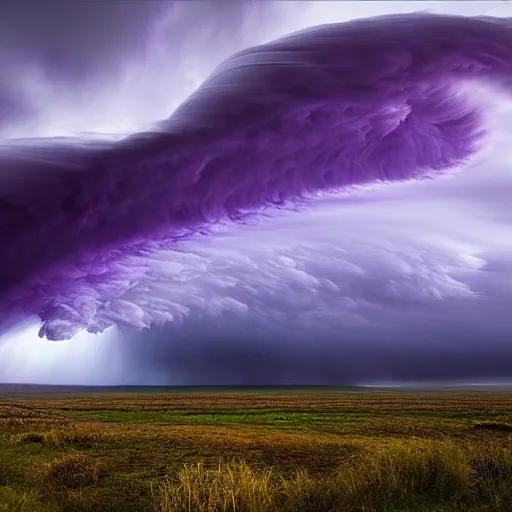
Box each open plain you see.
[1,387,512,511]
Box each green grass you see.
[1,388,512,511]
[60,410,372,426]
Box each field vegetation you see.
[1,387,512,511]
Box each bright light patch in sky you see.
[0,321,124,385]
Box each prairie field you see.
[1,386,512,511]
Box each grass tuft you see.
[157,460,277,512]
[35,453,100,495]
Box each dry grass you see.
[1,389,512,511]
[155,442,512,512]
[35,453,101,494]
[9,429,101,448]
[338,441,472,510]
[157,461,277,512]
[5,390,512,415]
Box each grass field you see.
[1,386,512,511]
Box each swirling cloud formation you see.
[0,12,511,345]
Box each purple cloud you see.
[0,11,511,356]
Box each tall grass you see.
[338,441,473,510]
[155,441,512,512]
[156,461,277,512]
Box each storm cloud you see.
[0,2,511,385]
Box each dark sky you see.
[0,1,511,386]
